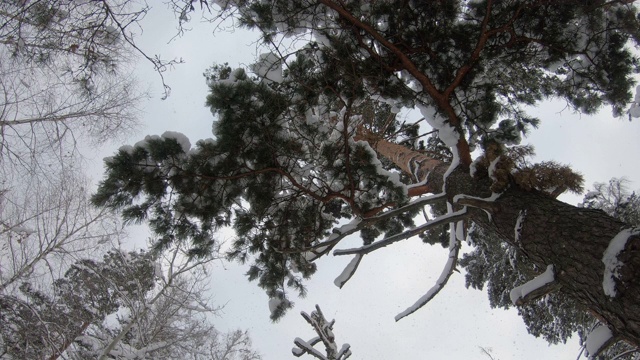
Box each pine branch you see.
[454,194,502,216]
[317,0,473,166]
[303,193,447,260]
[334,208,468,257]
[395,219,462,321]
[331,207,466,289]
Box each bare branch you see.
[293,305,351,360]
[305,193,447,260]
[395,218,462,321]
[334,208,468,257]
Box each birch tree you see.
[1,244,262,360]
[0,249,155,359]
[0,168,119,294]
[94,1,640,358]
[0,0,183,177]
[79,243,261,360]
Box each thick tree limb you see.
[454,194,502,216]
[334,208,468,257]
[510,265,560,306]
[305,193,447,259]
[318,0,473,166]
[395,219,462,321]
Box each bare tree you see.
[0,3,262,359]
[0,0,178,96]
[0,0,189,178]
[0,57,144,175]
[201,330,262,360]
[69,242,261,360]
[0,167,119,294]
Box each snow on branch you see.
[395,218,462,321]
[510,264,557,306]
[602,228,640,297]
[251,52,283,83]
[585,325,615,359]
[333,255,362,289]
[367,192,447,223]
[292,305,351,360]
[304,219,362,262]
[453,193,502,218]
[328,194,453,288]
[333,208,468,257]
[306,193,447,262]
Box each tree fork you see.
[321,0,473,166]
[371,139,640,348]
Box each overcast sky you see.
[88,4,640,359]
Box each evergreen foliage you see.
[94,65,410,317]
[95,1,640,356]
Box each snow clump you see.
[252,53,283,83]
[161,131,191,153]
[602,228,640,297]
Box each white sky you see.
[87,5,640,360]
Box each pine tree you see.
[461,179,640,359]
[94,1,640,357]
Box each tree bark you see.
[481,187,640,347]
[368,138,640,347]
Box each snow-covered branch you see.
[453,193,502,218]
[510,264,557,306]
[585,325,615,359]
[330,207,467,289]
[334,208,468,257]
[333,255,362,289]
[367,192,447,223]
[306,193,447,261]
[395,218,462,321]
[305,219,362,261]
[602,228,640,298]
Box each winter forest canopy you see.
[5,0,640,359]
[89,1,640,358]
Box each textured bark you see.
[482,187,640,347]
[370,140,640,347]
[363,138,446,196]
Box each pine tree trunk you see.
[479,187,640,347]
[369,138,640,347]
